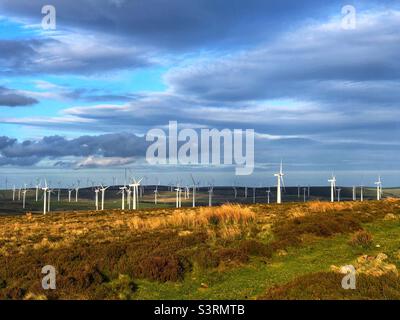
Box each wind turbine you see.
[352,186,356,201]
[297,185,301,198]
[244,186,248,199]
[119,184,127,210]
[233,186,237,199]
[75,186,80,202]
[12,185,16,201]
[129,178,142,210]
[208,185,214,207]
[360,185,364,202]
[94,187,100,211]
[175,185,182,208]
[18,187,21,201]
[154,185,159,205]
[68,187,73,203]
[22,188,27,209]
[252,187,256,204]
[42,180,49,215]
[126,188,132,210]
[100,184,109,210]
[274,161,285,204]
[375,176,382,200]
[303,187,307,202]
[266,187,271,204]
[190,174,200,208]
[328,174,336,203]
[35,180,41,202]
[336,188,342,202]
[47,188,53,212]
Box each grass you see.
[1,199,400,299]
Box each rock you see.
[277,249,288,256]
[332,253,398,277]
[384,213,397,221]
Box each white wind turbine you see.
[100,184,109,210]
[233,186,237,199]
[375,176,382,200]
[244,186,248,199]
[42,180,49,215]
[154,186,159,205]
[94,187,100,211]
[252,187,256,204]
[129,178,142,210]
[208,185,214,207]
[297,185,301,198]
[352,186,356,201]
[35,180,41,202]
[18,187,21,201]
[328,174,336,203]
[274,161,285,204]
[190,174,200,208]
[119,184,128,210]
[360,185,364,202]
[47,187,53,212]
[126,188,132,210]
[266,187,271,204]
[175,185,182,208]
[75,186,80,202]
[12,185,16,201]
[303,187,307,202]
[22,188,27,209]
[68,187,73,203]
[336,188,342,202]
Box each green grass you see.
[128,219,400,300]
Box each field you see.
[1,192,400,300]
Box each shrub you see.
[136,255,187,282]
[193,249,220,269]
[240,240,273,258]
[217,248,249,264]
[349,230,373,248]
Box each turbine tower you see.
[42,180,49,215]
[375,176,382,200]
[266,187,271,204]
[94,188,100,211]
[119,184,127,210]
[100,185,109,210]
[328,174,336,203]
[274,161,285,204]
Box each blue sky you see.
[1,0,400,187]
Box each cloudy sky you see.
[1,0,400,187]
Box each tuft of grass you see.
[349,230,373,248]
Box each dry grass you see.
[127,204,255,232]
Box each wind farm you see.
[1,0,400,305]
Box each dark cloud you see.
[0,86,38,107]
[0,0,365,50]
[166,10,400,106]
[0,133,149,167]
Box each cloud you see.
[0,133,149,167]
[165,10,400,106]
[0,0,349,50]
[0,86,38,106]
[0,35,151,76]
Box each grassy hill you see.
[1,199,400,299]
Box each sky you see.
[1,0,400,187]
